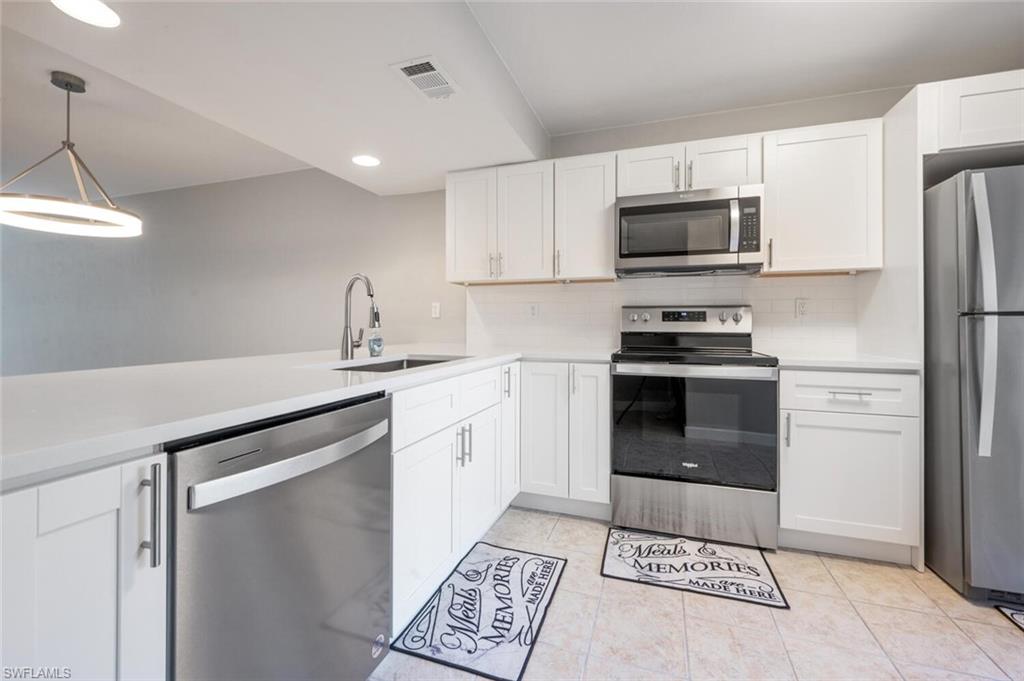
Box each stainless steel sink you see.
[333,357,461,373]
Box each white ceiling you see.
[1,1,548,196]
[470,1,1024,136]
[3,2,1023,198]
[1,28,308,199]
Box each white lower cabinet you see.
[521,361,610,504]
[1,454,167,680]
[500,362,521,507]
[456,405,502,549]
[779,369,921,547]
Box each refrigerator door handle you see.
[970,173,999,312]
[977,315,998,458]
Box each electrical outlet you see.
[795,298,809,318]
[431,302,441,319]
[527,303,539,319]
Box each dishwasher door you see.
[169,394,391,681]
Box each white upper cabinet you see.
[616,142,686,196]
[446,168,497,282]
[554,153,616,280]
[497,160,554,281]
[939,70,1024,150]
[686,134,763,190]
[762,118,883,273]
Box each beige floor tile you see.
[765,549,844,598]
[589,588,687,675]
[601,576,684,612]
[686,616,796,680]
[855,602,1007,679]
[771,589,883,654]
[550,547,605,598]
[547,515,610,556]
[784,637,899,680]
[536,589,600,654]
[683,591,777,632]
[822,556,941,613]
[369,651,485,681]
[896,661,1004,680]
[907,570,1016,628]
[484,508,560,545]
[522,642,586,681]
[582,653,685,681]
[955,619,1024,681]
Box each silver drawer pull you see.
[827,390,873,399]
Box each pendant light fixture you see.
[0,71,141,237]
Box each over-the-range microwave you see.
[615,185,764,277]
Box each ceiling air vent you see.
[392,57,456,101]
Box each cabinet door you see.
[500,363,522,508]
[392,426,459,633]
[446,167,497,282]
[616,142,686,196]
[686,135,762,190]
[119,454,168,681]
[568,363,611,503]
[1,466,122,680]
[457,404,502,548]
[939,70,1024,150]
[763,119,882,273]
[520,362,570,498]
[497,160,554,281]
[779,409,919,545]
[554,153,616,280]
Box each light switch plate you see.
[795,298,809,318]
[431,302,441,319]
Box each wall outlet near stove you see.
[431,302,441,319]
[527,303,539,319]
[795,298,809,318]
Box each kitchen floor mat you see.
[996,604,1024,631]
[390,541,566,681]
[601,527,789,609]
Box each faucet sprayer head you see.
[369,299,381,328]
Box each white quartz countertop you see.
[774,353,921,373]
[0,343,518,489]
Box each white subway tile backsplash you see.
[466,273,860,356]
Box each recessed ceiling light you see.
[352,155,381,168]
[51,0,121,28]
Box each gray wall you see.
[1,168,465,375]
[550,87,909,157]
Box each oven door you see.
[616,189,741,270]
[611,363,779,491]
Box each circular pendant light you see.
[0,71,142,238]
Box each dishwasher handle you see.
[187,419,389,511]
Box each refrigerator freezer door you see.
[960,167,1024,313]
[960,314,1024,594]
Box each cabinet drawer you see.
[459,367,501,420]
[391,375,462,451]
[780,370,919,417]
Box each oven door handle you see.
[612,363,778,381]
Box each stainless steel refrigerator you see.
[924,165,1024,600]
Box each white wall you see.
[1,168,466,375]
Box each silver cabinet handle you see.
[498,253,504,277]
[827,390,873,399]
[488,253,494,278]
[504,367,511,397]
[456,426,466,467]
[188,419,388,510]
[768,238,774,268]
[571,364,577,394]
[555,250,561,277]
[466,422,473,462]
[784,413,792,447]
[673,161,681,190]
[139,462,162,568]
[687,160,694,189]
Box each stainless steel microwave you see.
[615,185,764,277]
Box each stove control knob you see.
[733,311,744,324]
[640,313,651,322]
[718,311,729,323]
[629,313,639,322]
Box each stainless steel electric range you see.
[610,305,779,548]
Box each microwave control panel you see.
[738,198,761,253]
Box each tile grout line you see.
[948,617,1016,681]
[681,590,693,681]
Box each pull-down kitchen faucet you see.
[341,273,381,359]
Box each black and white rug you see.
[391,541,566,681]
[601,527,789,609]
[996,604,1024,632]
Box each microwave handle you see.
[729,199,739,252]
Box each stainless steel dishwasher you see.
[166,392,391,681]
